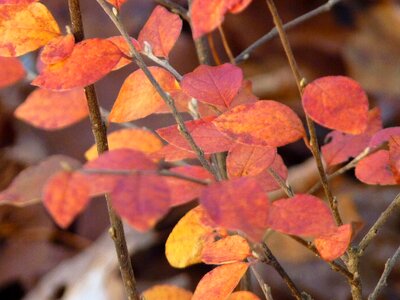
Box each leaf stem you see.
[67,1,140,299]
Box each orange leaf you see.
[82,149,157,196]
[165,166,213,206]
[200,177,269,241]
[32,38,122,90]
[0,2,60,56]
[355,150,397,185]
[85,128,163,161]
[227,144,276,178]
[315,224,352,261]
[0,155,81,206]
[255,154,288,192]
[107,36,140,70]
[40,34,75,64]
[228,291,261,300]
[106,0,127,9]
[268,194,336,237]
[157,116,235,154]
[15,88,88,130]
[181,64,243,108]
[389,136,400,182]
[201,235,251,265]
[213,101,305,147]
[302,76,369,134]
[151,144,198,162]
[165,206,216,268]
[138,5,182,57]
[322,108,382,167]
[192,262,248,300]
[142,285,192,300]
[369,127,400,149]
[0,0,37,3]
[43,171,90,228]
[109,66,179,122]
[0,56,25,88]
[191,0,252,38]
[110,173,170,231]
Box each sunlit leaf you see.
[228,291,261,300]
[355,150,397,185]
[369,127,400,149]
[15,88,88,130]
[213,101,305,147]
[151,144,198,162]
[0,56,25,88]
[0,2,60,56]
[40,34,75,65]
[315,224,352,261]
[302,76,369,134]
[107,36,140,70]
[142,285,192,300]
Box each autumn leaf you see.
[228,291,261,300]
[15,88,88,130]
[142,285,192,300]
[191,0,252,38]
[165,166,213,206]
[157,116,234,154]
[151,144,199,162]
[200,177,270,241]
[0,56,25,88]
[314,224,352,261]
[165,206,216,268]
[213,101,305,147]
[369,127,400,149]
[32,38,122,90]
[109,67,179,122]
[43,171,90,228]
[138,5,182,57]
[85,128,163,161]
[322,108,382,167]
[0,2,60,56]
[227,144,276,178]
[107,36,141,70]
[0,155,81,206]
[201,235,252,265]
[192,262,248,300]
[268,194,336,237]
[302,76,369,134]
[0,0,37,3]
[181,64,243,108]
[40,34,75,65]
[355,150,397,185]
[255,154,288,192]
[389,136,400,182]
[110,173,171,231]
[106,0,127,9]
[82,149,157,196]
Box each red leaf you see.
[106,0,127,9]
[213,101,305,147]
[268,194,336,237]
[201,235,251,264]
[355,150,397,185]
[157,116,235,154]
[32,38,122,90]
[315,224,352,261]
[82,149,157,196]
[0,155,81,206]
[200,177,269,241]
[151,144,199,162]
[255,154,288,192]
[0,56,25,88]
[192,262,248,300]
[227,144,276,178]
[369,127,400,149]
[110,173,171,231]
[322,108,382,167]
[107,36,140,70]
[40,34,75,65]
[15,88,88,130]
[165,166,213,206]
[138,5,182,57]
[389,136,400,182]
[181,64,243,108]
[302,76,369,134]
[109,67,179,122]
[43,171,90,228]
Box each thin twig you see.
[96,0,218,179]
[249,264,274,300]
[218,25,235,63]
[154,0,189,22]
[268,167,294,197]
[207,33,222,65]
[368,246,400,300]
[67,1,140,299]
[235,0,342,63]
[358,193,400,254]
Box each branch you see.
[368,246,400,300]
[249,264,274,300]
[235,0,342,63]
[96,0,219,179]
[358,193,400,254]
[154,0,189,22]
[67,1,140,299]
[268,167,294,197]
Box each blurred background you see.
[0,0,400,299]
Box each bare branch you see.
[249,264,274,300]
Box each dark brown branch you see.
[67,1,140,299]
[154,0,189,22]
[235,0,342,63]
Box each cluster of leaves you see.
[0,0,399,298]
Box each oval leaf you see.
[142,285,192,300]
[369,127,400,149]
[355,150,397,185]
[314,224,352,261]
[40,34,75,64]
[228,291,261,300]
